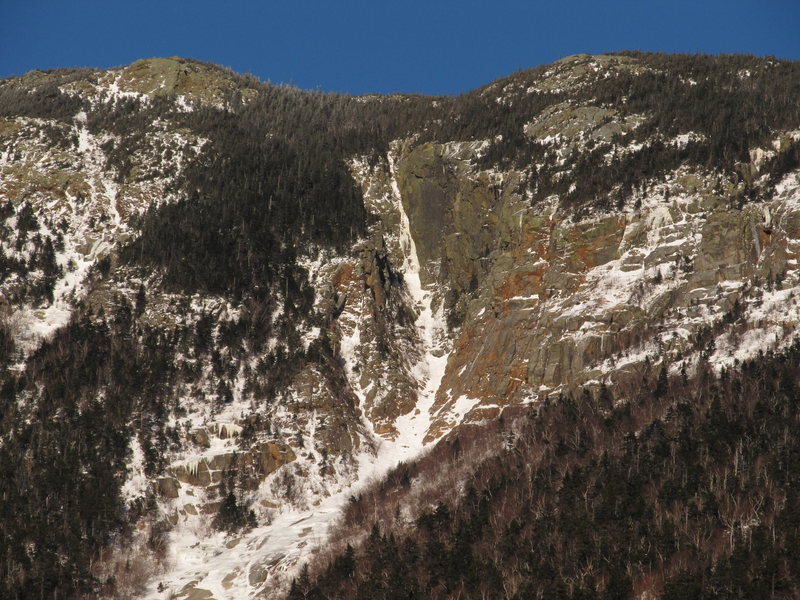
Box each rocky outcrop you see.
[60,57,258,106]
[165,442,295,492]
[356,137,800,441]
[524,102,644,150]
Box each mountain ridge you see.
[1,51,800,599]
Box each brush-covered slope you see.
[0,52,799,599]
[298,345,800,600]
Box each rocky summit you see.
[1,53,800,599]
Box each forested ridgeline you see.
[111,53,800,300]
[475,53,800,211]
[2,54,799,307]
[117,88,391,298]
[292,349,800,600]
[5,55,800,301]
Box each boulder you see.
[156,477,180,499]
[190,429,210,448]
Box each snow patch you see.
[121,436,148,503]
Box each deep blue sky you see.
[2,0,799,96]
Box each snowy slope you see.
[140,148,459,599]
[3,53,800,600]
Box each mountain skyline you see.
[2,0,799,96]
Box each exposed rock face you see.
[524,102,644,150]
[157,477,181,499]
[347,132,800,440]
[173,582,215,600]
[58,57,259,106]
[170,442,295,489]
[190,429,211,448]
[396,143,455,286]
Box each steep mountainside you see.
[300,343,800,599]
[1,53,799,599]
